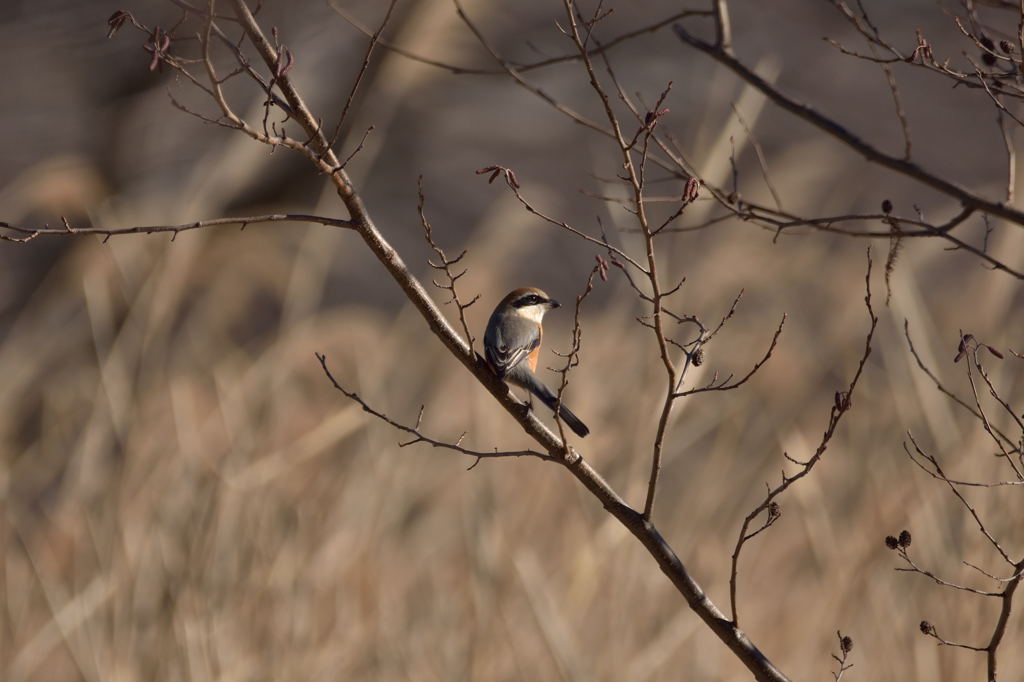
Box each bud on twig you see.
[684,177,701,203]
[954,333,973,363]
[644,107,670,130]
[985,345,1004,359]
[475,165,519,188]
[276,47,294,77]
[107,10,130,38]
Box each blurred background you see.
[1,0,1022,680]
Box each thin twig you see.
[326,0,397,151]
[477,165,647,272]
[905,433,1013,564]
[904,320,1021,458]
[893,542,1003,597]
[672,23,1024,231]
[418,176,480,353]
[830,631,854,681]
[330,2,711,76]
[729,250,877,626]
[316,353,548,465]
[731,104,783,212]
[674,315,785,398]
[550,266,599,451]
[0,214,356,243]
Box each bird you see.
[484,287,590,437]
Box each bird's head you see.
[500,287,560,323]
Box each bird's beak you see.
[547,298,561,309]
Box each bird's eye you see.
[514,293,543,308]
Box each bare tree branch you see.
[316,353,549,466]
[418,177,480,353]
[672,22,1024,232]
[729,251,878,626]
[673,315,785,398]
[831,631,854,681]
[217,4,793,678]
[0,214,356,243]
[325,0,397,152]
[330,2,711,76]
[898,313,1024,681]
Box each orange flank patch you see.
[527,345,540,372]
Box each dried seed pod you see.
[840,635,853,653]
[898,530,912,548]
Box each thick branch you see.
[988,558,1024,681]
[672,24,1024,231]
[222,3,789,679]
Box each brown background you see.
[1,0,1021,680]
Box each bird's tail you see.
[553,402,590,438]
[522,373,590,438]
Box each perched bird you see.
[484,287,590,437]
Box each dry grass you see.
[1,1,1022,680]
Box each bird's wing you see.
[486,322,540,376]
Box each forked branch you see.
[896,326,1024,681]
[418,178,480,353]
[729,252,878,626]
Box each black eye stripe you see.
[514,294,543,308]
